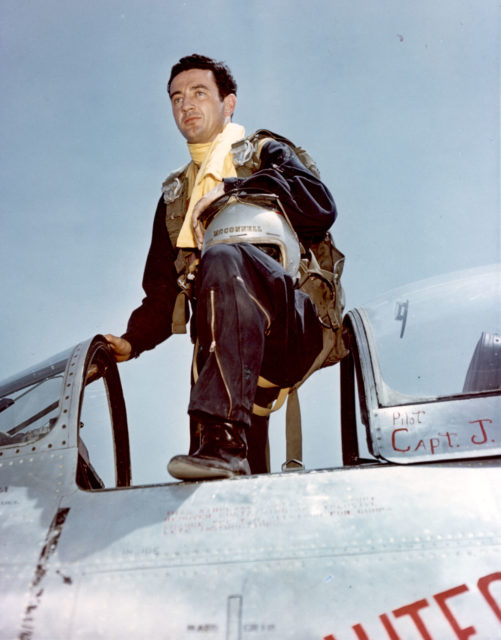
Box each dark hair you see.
[167,54,237,100]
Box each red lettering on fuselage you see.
[433,585,476,639]
[388,415,497,457]
[393,599,432,639]
[392,428,411,452]
[323,572,500,640]
[470,419,493,445]
[391,429,459,455]
[478,572,501,622]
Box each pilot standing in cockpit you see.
[105,54,340,481]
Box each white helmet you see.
[201,196,301,277]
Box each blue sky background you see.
[1,0,499,483]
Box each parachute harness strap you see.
[252,376,290,417]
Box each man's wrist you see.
[120,335,139,359]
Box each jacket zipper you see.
[209,289,233,419]
[236,276,271,334]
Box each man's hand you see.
[104,334,132,362]
[192,182,225,250]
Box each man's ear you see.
[224,93,237,118]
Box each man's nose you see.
[182,96,195,112]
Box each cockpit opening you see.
[463,331,501,393]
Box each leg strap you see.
[252,376,290,417]
[282,388,304,471]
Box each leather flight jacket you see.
[161,129,348,373]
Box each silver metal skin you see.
[0,267,500,639]
[202,200,301,277]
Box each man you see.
[106,54,337,481]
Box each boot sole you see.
[167,456,245,481]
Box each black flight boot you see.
[167,421,251,481]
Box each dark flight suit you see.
[122,136,337,472]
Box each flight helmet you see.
[201,195,301,278]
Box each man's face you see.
[169,68,236,144]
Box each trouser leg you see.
[189,244,268,426]
[189,243,323,426]
[169,243,323,481]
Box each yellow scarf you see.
[176,122,245,248]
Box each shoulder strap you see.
[231,129,321,178]
[161,164,192,335]
[162,163,190,204]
